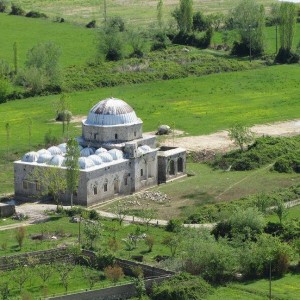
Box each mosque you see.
[14,98,186,206]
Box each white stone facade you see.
[14,98,186,206]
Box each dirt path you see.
[163,119,300,152]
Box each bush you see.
[0,0,7,13]
[96,253,115,270]
[10,3,25,16]
[44,129,59,146]
[86,20,96,28]
[25,11,48,18]
[274,158,292,173]
[104,265,124,283]
[166,219,182,232]
[107,16,125,32]
[89,209,100,220]
[56,110,72,122]
[0,77,10,104]
[152,273,213,300]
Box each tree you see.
[172,0,193,33]
[35,264,54,287]
[112,202,128,225]
[83,220,102,250]
[30,166,67,210]
[145,234,154,252]
[127,30,147,58]
[274,200,287,224]
[163,235,180,257]
[193,11,208,32]
[97,28,124,61]
[275,2,298,63]
[133,274,146,300]
[10,265,31,292]
[230,0,265,56]
[15,226,26,249]
[81,266,99,290]
[157,0,163,29]
[0,77,10,104]
[54,262,74,294]
[19,41,61,93]
[140,207,156,230]
[65,138,80,207]
[0,1,7,13]
[228,124,254,151]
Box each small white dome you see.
[108,149,123,160]
[95,147,108,155]
[138,145,151,154]
[89,155,103,165]
[98,152,113,162]
[37,152,52,163]
[47,146,63,156]
[78,157,95,169]
[22,151,39,163]
[58,143,67,153]
[37,149,51,155]
[47,155,65,166]
[80,147,95,157]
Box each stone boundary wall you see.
[0,247,72,271]
[48,275,172,300]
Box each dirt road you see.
[163,119,300,152]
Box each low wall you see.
[48,275,172,300]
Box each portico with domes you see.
[14,98,186,206]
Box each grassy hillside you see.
[12,0,276,27]
[1,64,300,194]
[0,13,96,67]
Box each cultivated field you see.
[14,0,277,27]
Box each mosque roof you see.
[85,98,140,126]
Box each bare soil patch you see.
[163,119,300,153]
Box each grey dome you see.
[47,155,65,166]
[37,152,52,163]
[95,147,108,155]
[47,146,63,156]
[79,157,95,169]
[88,155,103,165]
[98,152,113,163]
[22,151,39,163]
[80,147,95,157]
[86,98,139,126]
[108,149,123,160]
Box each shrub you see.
[15,226,26,249]
[10,3,25,16]
[56,110,72,122]
[275,47,300,64]
[86,20,96,28]
[0,0,7,13]
[44,129,59,146]
[104,265,124,283]
[25,11,48,18]
[166,219,182,232]
[274,158,292,173]
[89,209,100,220]
[152,273,213,300]
[96,253,115,270]
[145,235,154,252]
[0,77,10,104]
[107,16,125,32]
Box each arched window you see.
[169,160,175,175]
[114,178,119,194]
[177,157,183,173]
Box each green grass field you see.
[12,0,277,27]
[0,13,96,67]
[101,163,300,220]
[1,64,300,194]
[0,216,172,263]
[207,273,300,300]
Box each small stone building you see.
[14,98,186,206]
